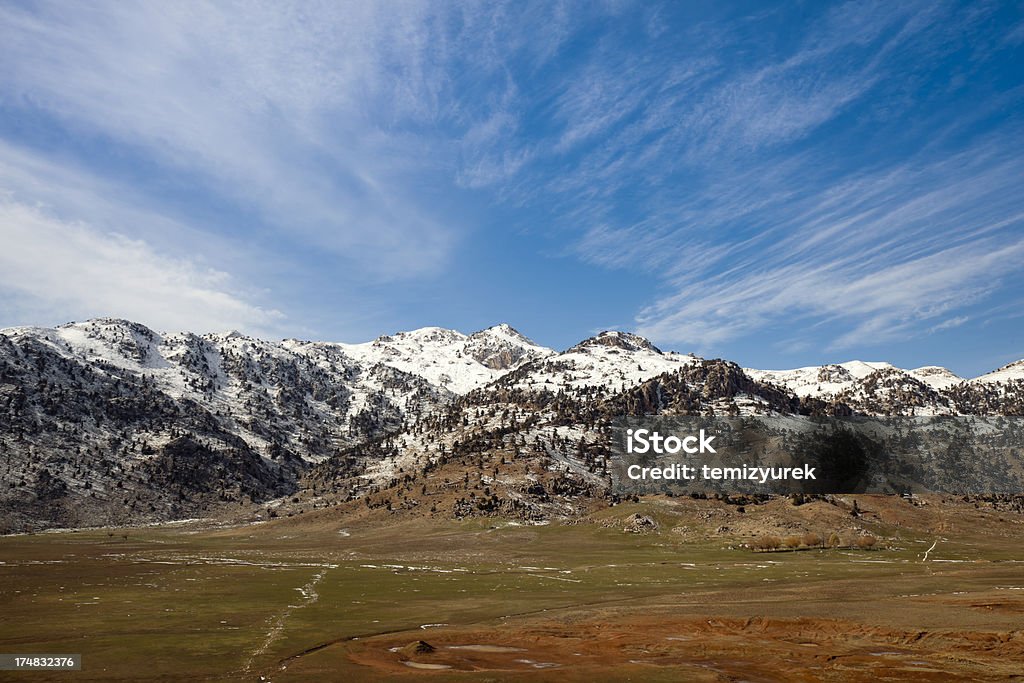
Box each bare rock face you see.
[570,330,662,354]
[465,324,550,370]
[623,513,659,533]
[817,365,853,384]
[471,347,519,370]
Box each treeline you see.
[750,532,877,552]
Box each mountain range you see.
[2,318,1022,531]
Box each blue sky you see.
[0,1,1022,377]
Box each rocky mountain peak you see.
[465,324,552,370]
[816,364,854,384]
[4,316,1024,531]
[569,330,662,354]
[55,317,163,366]
[469,323,532,344]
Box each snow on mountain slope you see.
[972,360,1024,385]
[465,323,551,370]
[745,361,895,398]
[55,319,169,370]
[909,366,964,391]
[4,317,1024,531]
[832,367,956,416]
[0,319,168,376]
[745,360,973,415]
[503,331,701,395]
[747,359,972,398]
[337,324,554,394]
[2,319,450,461]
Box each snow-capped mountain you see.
[743,357,1024,416]
[0,318,456,530]
[745,361,895,398]
[742,358,1024,398]
[337,324,554,394]
[908,366,965,390]
[0,319,555,529]
[745,360,971,412]
[499,331,701,395]
[972,360,1024,385]
[6,318,448,455]
[2,316,1023,530]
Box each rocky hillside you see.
[336,324,554,394]
[747,359,1024,416]
[2,318,1022,531]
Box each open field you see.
[2,495,1023,681]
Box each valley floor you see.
[1,495,1022,681]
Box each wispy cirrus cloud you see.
[0,0,1020,362]
[490,0,1024,353]
[628,140,1024,350]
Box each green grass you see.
[1,503,1022,681]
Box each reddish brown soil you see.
[285,592,1024,682]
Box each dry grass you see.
[0,494,1021,680]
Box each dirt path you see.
[244,565,333,674]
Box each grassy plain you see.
[1,495,1022,681]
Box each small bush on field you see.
[783,535,802,549]
[856,535,877,549]
[752,535,782,551]
[802,533,822,548]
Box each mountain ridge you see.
[2,317,1023,531]
[14,317,1014,383]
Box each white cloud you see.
[0,199,282,334]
